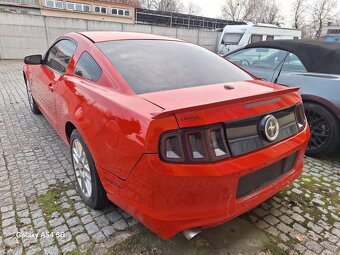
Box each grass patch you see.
[37,189,63,216]
[66,249,84,255]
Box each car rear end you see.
[96,37,310,239]
[102,83,309,240]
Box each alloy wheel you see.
[72,139,92,198]
[305,109,330,152]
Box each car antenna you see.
[273,53,289,85]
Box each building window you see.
[66,2,90,12]
[112,8,117,15]
[124,10,130,16]
[266,35,274,41]
[45,0,63,9]
[66,2,74,10]
[95,6,107,14]
[118,9,123,15]
[328,29,340,34]
[83,4,90,12]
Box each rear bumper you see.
[100,127,309,240]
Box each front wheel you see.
[70,129,109,209]
[304,102,340,157]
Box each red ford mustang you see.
[23,32,310,240]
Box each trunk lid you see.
[140,80,300,128]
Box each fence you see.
[0,12,222,59]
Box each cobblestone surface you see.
[0,60,339,254]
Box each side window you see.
[45,40,77,74]
[226,48,287,70]
[74,52,102,82]
[266,35,274,41]
[251,34,263,43]
[282,52,306,72]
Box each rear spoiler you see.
[151,86,300,119]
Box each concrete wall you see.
[0,12,222,59]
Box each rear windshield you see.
[96,40,252,94]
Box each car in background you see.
[225,40,340,156]
[23,32,309,240]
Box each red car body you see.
[23,32,310,239]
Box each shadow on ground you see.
[106,218,274,255]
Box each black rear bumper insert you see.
[236,152,298,199]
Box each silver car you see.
[225,40,340,156]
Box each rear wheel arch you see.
[65,121,77,144]
[301,95,340,121]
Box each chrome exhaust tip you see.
[182,228,202,240]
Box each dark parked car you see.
[225,40,340,156]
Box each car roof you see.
[78,31,182,43]
[243,39,340,75]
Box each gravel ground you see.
[0,60,339,255]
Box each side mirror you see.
[24,55,42,65]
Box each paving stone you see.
[56,231,72,246]
[81,214,93,225]
[61,241,77,254]
[320,241,339,252]
[277,223,292,234]
[2,217,16,228]
[25,245,42,255]
[113,219,129,231]
[253,208,268,217]
[92,231,106,242]
[291,213,305,223]
[305,240,324,254]
[106,211,122,223]
[3,225,18,237]
[66,216,80,227]
[255,220,269,230]
[85,222,99,235]
[307,222,324,234]
[102,226,115,237]
[266,226,280,237]
[293,223,307,233]
[263,215,280,226]
[48,217,64,228]
[70,224,85,236]
[331,228,340,238]
[44,245,59,255]
[76,233,90,245]
[279,214,293,225]
[294,243,306,253]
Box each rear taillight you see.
[159,124,230,163]
[295,103,307,131]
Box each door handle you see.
[48,83,54,92]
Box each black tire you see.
[24,79,40,114]
[304,102,340,157]
[70,129,109,209]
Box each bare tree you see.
[291,0,309,29]
[263,0,282,25]
[139,0,156,9]
[186,1,201,16]
[153,0,184,12]
[311,0,337,34]
[221,0,282,24]
[221,0,258,21]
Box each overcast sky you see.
[180,0,340,28]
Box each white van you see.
[217,22,301,55]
